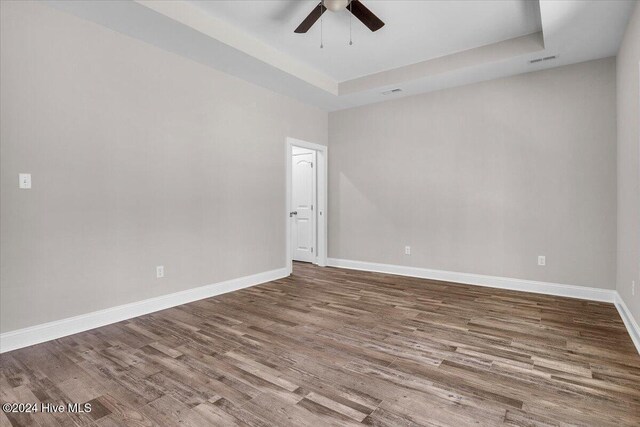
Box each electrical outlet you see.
[156,265,164,278]
[538,256,546,266]
[405,246,411,255]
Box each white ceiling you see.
[190,0,542,82]
[45,0,636,111]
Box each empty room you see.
[1,0,639,425]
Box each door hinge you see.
[311,247,314,253]
[311,204,313,211]
[310,162,313,168]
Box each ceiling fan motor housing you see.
[324,0,350,12]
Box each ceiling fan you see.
[294,0,385,34]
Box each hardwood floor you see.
[1,262,639,426]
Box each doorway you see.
[291,146,316,263]
[285,138,327,274]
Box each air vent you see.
[382,88,402,95]
[529,55,558,64]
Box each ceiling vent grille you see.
[382,88,402,95]
[530,55,557,64]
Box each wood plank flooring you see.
[1,262,639,426]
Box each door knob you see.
[289,211,298,217]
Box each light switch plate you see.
[19,173,31,189]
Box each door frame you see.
[285,137,328,274]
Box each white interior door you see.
[291,149,316,263]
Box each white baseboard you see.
[614,293,640,355]
[3,261,638,357]
[327,258,615,302]
[0,268,288,354]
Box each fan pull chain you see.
[349,0,353,45]
[320,1,324,48]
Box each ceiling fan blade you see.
[349,0,385,32]
[294,2,326,33]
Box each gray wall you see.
[329,58,617,289]
[617,3,640,322]
[0,1,327,332]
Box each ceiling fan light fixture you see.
[294,0,384,34]
[324,0,349,12]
